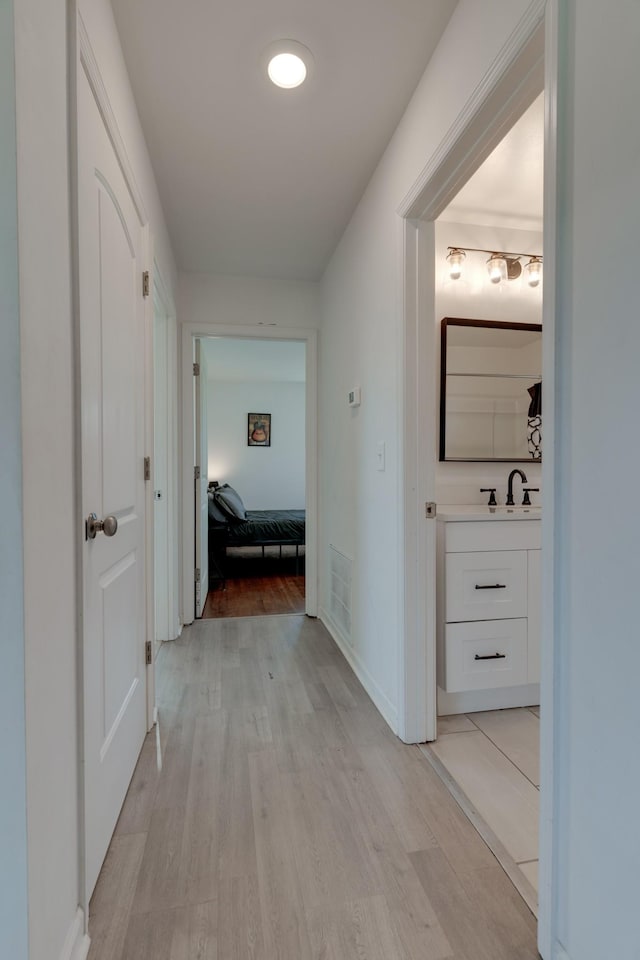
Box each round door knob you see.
[86,512,119,540]
[102,515,118,537]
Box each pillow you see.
[207,495,228,524]
[214,484,247,521]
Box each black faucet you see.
[506,468,528,506]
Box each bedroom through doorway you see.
[195,336,307,619]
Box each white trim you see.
[180,323,318,625]
[77,13,148,227]
[538,2,561,956]
[144,227,156,731]
[319,608,398,733]
[153,261,181,642]
[398,0,546,220]
[59,908,90,960]
[397,217,437,744]
[553,947,571,960]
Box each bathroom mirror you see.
[440,318,542,462]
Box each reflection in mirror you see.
[440,318,542,462]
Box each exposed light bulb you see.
[525,257,543,287]
[446,248,466,280]
[487,255,507,284]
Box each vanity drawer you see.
[445,520,541,553]
[445,550,527,622]
[443,619,528,692]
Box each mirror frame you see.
[439,317,543,462]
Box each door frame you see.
[193,339,209,617]
[180,323,318,625]
[71,8,157,913]
[397,2,558,955]
[152,260,180,650]
[1,1,29,951]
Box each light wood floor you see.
[428,707,541,901]
[87,615,538,960]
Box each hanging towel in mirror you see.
[528,381,542,418]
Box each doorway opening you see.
[185,332,317,622]
[423,90,544,916]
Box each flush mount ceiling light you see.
[265,40,313,89]
[446,246,543,289]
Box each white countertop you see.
[437,504,542,522]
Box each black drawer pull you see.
[475,583,507,590]
[475,652,507,661]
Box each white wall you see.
[0,3,28,957]
[552,2,640,957]
[208,381,305,510]
[179,272,320,331]
[435,221,543,504]
[11,1,178,958]
[319,0,537,730]
[14,2,80,958]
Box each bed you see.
[208,484,305,585]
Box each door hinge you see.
[193,362,200,376]
[144,456,151,482]
[194,465,201,480]
[195,567,201,583]
[425,501,437,519]
[145,640,152,665]
[142,270,150,298]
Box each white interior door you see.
[153,306,170,646]
[194,340,209,617]
[78,65,148,900]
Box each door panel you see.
[78,65,147,901]
[99,185,137,512]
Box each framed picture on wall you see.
[247,413,271,447]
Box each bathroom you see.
[422,92,544,912]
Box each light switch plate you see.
[348,386,361,407]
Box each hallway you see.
[87,615,537,960]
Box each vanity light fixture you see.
[446,246,543,288]
[487,254,508,284]
[524,255,543,287]
[266,40,313,89]
[446,247,466,280]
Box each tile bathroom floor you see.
[422,707,540,910]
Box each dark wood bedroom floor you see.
[203,555,305,619]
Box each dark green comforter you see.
[209,507,305,546]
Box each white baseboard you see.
[437,682,540,716]
[59,908,90,960]
[319,608,398,733]
[553,946,571,960]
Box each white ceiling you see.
[440,93,544,230]
[202,337,306,382]
[110,0,457,280]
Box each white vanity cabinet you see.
[437,510,541,714]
